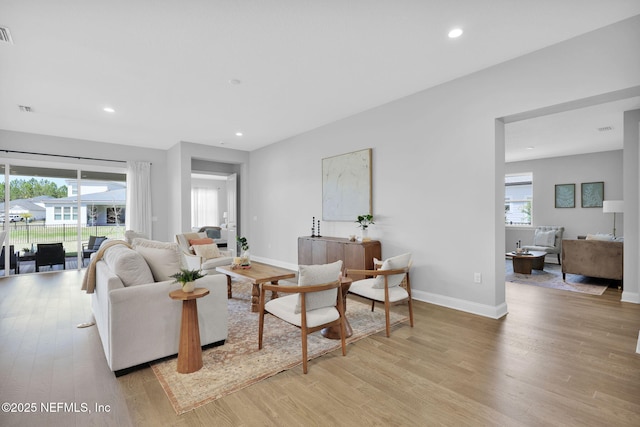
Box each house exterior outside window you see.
[505,173,533,226]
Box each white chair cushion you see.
[266,294,340,328]
[295,260,343,313]
[350,278,410,302]
[193,243,221,259]
[103,244,154,287]
[132,238,182,282]
[372,253,411,289]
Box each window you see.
[54,206,62,220]
[505,173,532,226]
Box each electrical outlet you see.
[474,272,482,283]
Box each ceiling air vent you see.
[18,105,33,113]
[597,126,613,132]
[0,27,13,44]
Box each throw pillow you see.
[189,237,214,247]
[132,238,182,282]
[533,230,556,247]
[103,245,154,287]
[295,260,343,313]
[372,253,412,289]
[193,243,221,259]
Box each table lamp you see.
[602,200,624,237]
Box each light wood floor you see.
[0,270,639,426]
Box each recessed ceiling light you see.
[526,146,535,150]
[229,79,241,85]
[235,132,243,137]
[103,107,115,113]
[448,28,463,38]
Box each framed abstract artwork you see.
[555,184,575,208]
[581,181,604,208]
[322,148,372,221]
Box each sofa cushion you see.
[533,229,556,247]
[124,230,148,244]
[132,238,182,282]
[193,243,221,259]
[103,245,154,287]
[373,253,411,289]
[295,260,342,313]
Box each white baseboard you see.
[411,289,508,319]
[252,258,510,319]
[621,290,640,304]
[250,256,298,273]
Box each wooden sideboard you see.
[298,236,381,281]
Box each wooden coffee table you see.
[216,262,296,312]
[506,250,546,274]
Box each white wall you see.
[167,141,249,242]
[505,150,624,253]
[0,129,170,240]
[247,15,640,317]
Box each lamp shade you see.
[602,200,624,213]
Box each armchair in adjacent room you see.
[522,226,564,265]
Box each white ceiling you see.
[505,96,640,162]
[1,1,639,155]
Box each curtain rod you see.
[1,149,128,164]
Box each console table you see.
[298,236,381,281]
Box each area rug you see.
[151,280,408,414]
[505,261,610,295]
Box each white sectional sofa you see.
[90,239,228,375]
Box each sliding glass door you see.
[1,162,126,276]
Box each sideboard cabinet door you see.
[298,236,381,280]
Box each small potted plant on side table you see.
[170,268,204,293]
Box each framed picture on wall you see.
[581,181,604,208]
[555,184,575,208]
[322,148,372,221]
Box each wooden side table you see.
[321,277,353,340]
[169,287,210,374]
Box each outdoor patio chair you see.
[82,235,107,266]
[35,243,66,272]
[0,245,20,274]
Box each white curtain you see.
[191,187,219,228]
[126,161,152,238]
